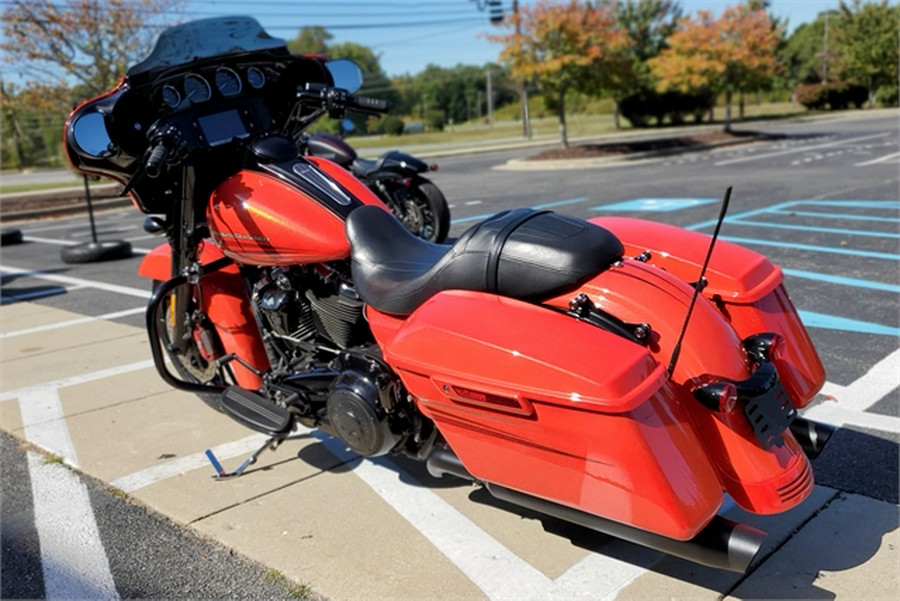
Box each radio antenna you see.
[667,186,732,378]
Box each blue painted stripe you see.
[769,209,900,223]
[799,310,900,337]
[727,218,900,239]
[451,197,589,225]
[594,198,717,212]
[783,269,900,293]
[803,200,900,209]
[720,235,899,260]
[688,200,900,231]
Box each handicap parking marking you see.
[451,197,589,225]
[595,198,718,212]
[685,199,900,337]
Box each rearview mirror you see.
[71,111,113,158]
[326,59,363,93]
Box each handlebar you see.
[297,83,390,116]
[144,139,172,178]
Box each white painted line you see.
[0,307,147,339]
[110,434,267,493]
[856,150,900,167]
[714,133,891,166]
[313,432,553,599]
[802,402,898,433]
[539,552,659,601]
[19,388,80,467]
[21,236,151,254]
[28,453,119,600]
[833,348,900,412]
[1,359,155,402]
[464,200,483,206]
[0,265,152,299]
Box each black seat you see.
[346,205,624,316]
[350,157,383,178]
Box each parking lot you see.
[1,110,897,599]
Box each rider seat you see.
[346,205,624,316]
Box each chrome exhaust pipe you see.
[486,483,766,573]
[426,447,475,481]
[790,416,835,460]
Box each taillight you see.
[743,332,783,363]
[693,381,739,414]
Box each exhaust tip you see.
[790,416,836,460]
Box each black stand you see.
[60,175,132,263]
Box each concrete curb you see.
[0,196,133,224]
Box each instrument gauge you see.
[246,66,266,89]
[183,73,212,103]
[161,84,181,109]
[215,67,242,97]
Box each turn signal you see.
[693,381,739,414]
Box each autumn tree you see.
[1,0,182,103]
[1,0,180,168]
[649,2,780,131]
[491,0,631,146]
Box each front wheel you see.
[152,281,227,411]
[388,177,450,243]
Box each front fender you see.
[137,241,269,388]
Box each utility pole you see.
[486,68,494,126]
[513,0,531,138]
[823,10,829,83]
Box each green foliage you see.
[833,1,900,94]
[618,89,712,127]
[875,85,899,107]
[392,64,516,127]
[794,81,869,110]
[369,115,405,136]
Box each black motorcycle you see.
[302,132,450,243]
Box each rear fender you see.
[138,242,269,388]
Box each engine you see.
[251,266,426,458]
[252,265,369,361]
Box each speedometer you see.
[161,84,181,109]
[183,74,212,104]
[246,66,266,89]
[215,67,242,97]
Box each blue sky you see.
[212,0,848,77]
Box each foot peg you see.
[219,386,292,435]
[205,434,286,479]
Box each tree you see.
[1,0,181,99]
[1,0,180,168]
[491,0,631,146]
[287,26,332,56]
[649,2,780,131]
[609,0,683,127]
[833,0,900,103]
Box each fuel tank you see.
[208,156,386,266]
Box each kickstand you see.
[205,434,286,479]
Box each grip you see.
[145,141,171,178]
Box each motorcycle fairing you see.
[590,216,825,407]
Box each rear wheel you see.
[391,177,450,243]
[153,281,226,411]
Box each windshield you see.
[127,16,287,77]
